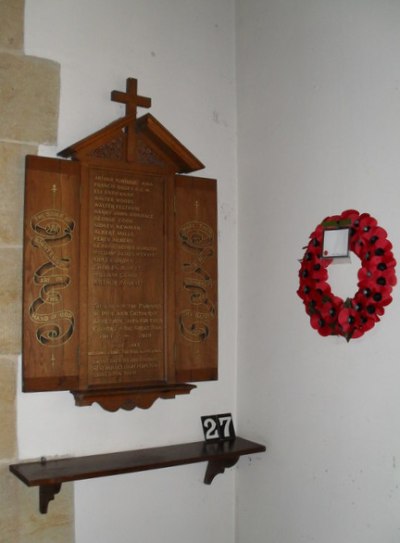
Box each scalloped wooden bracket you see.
[71,383,196,411]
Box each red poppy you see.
[358,213,377,232]
[357,259,395,286]
[338,307,359,340]
[310,313,332,336]
[342,209,359,221]
[320,296,343,324]
[299,260,328,283]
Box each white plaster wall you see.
[22,2,237,542]
[236,1,400,542]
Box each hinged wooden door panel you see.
[174,175,218,382]
[23,156,80,391]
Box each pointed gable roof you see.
[58,113,204,174]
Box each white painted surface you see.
[236,1,400,542]
[22,2,237,542]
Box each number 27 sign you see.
[201,413,236,442]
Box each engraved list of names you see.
[87,168,165,386]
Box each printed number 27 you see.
[201,413,235,442]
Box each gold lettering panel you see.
[86,168,166,386]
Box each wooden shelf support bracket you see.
[39,483,62,514]
[204,457,239,485]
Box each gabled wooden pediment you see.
[58,113,204,173]
[136,114,205,173]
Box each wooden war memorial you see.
[22,78,218,411]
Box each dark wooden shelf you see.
[9,437,266,514]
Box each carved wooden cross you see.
[111,78,152,161]
[111,77,151,117]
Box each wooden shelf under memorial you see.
[9,437,266,514]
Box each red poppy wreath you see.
[297,210,397,341]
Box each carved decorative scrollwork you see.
[90,131,125,160]
[136,137,166,167]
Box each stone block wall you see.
[0,1,74,541]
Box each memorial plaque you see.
[22,78,218,411]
